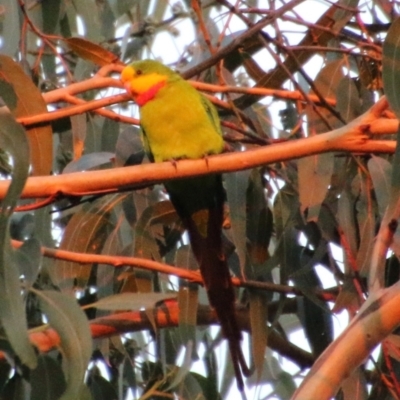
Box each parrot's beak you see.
[124,82,137,100]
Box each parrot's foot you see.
[170,159,178,170]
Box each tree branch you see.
[2,96,396,201]
[28,300,315,370]
[292,281,400,399]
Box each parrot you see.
[121,60,250,392]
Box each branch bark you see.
[28,300,315,370]
[3,96,396,201]
[292,282,400,399]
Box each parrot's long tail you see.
[166,175,250,392]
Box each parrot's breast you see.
[140,80,224,162]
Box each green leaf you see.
[65,37,120,66]
[249,291,268,382]
[31,355,66,400]
[337,188,358,261]
[306,59,345,133]
[15,237,42,287]
[89,292,177,311]
[224,170,251,275]
[298,154,334,221]
[0,0,20,56]
[335,77,362,122]
[0,105,36,369]
[0,55,53,176]
[368,157,391,219]
[134,200,178,261]
[176,245,199,351]
[42,0,62,34]
[88,374,118,400]
[37,290,92,400]
[246,169,272,269]
[68,1,102,42]
[53,196,120,289]
[355,175,375,275]
[382,16,400,119]
[63,152,114,174]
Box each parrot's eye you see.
[136,70,143,76]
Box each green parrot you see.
[121,60,249,391]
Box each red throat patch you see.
[135,81,166,106]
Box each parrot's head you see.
[121,60,176,106]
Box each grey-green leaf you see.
[0,105,36,369]
[38,290,92,400]
[382,16,400,119]
[90,292,177,311]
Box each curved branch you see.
[2,96,396,201]
[11,240,336,301]
[28,301,315,369]
[292,282,400,399]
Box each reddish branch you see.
[28,300,315,369]
[11,240,336,301]
[2,96,397,202]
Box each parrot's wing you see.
[200,95,223,137]
[141,127,155,163]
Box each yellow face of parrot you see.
[121,64,168,106]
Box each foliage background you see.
[0,0,399,399]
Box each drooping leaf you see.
[133,200,178,262]
[298,153,334,221]
[31,355,66,400]
[224,170,251,275]
[1,374,27,400]
[368,157,391,219]
[355,173,375,276]
[101,118,120,152]
[115,125,145,167]
[249,290,268,382]
[41,0,62,34]
[15,237,42,287]
[382,16,400,119]
[63,151,114,174]
[337,188,358,266]
[335,77,362,123]
[176,245,199,352]
[65,37,121,66]
[53,196,121,289]
[246,169,272,268]
[89,292,177,311]
[88,374,118,400]
[38,290,92,400]
[0,0,20,56]
[307,59,345,133]
[0,55,52,176]
[0,105,36,369]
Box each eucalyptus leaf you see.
[249,291,268,382]
[301,59,341,220]
[90,292,177,311]
[0,0,20,56]
[224,170,251,275]
[31,355,66,400]
[382,17,400,119]
[65,37,120,65]
[368,157,391,218]
[0,55,52,176]
[38,290,92,400]
[63,152,114,174]
[15,237,42,287]
[0,105,36,369]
